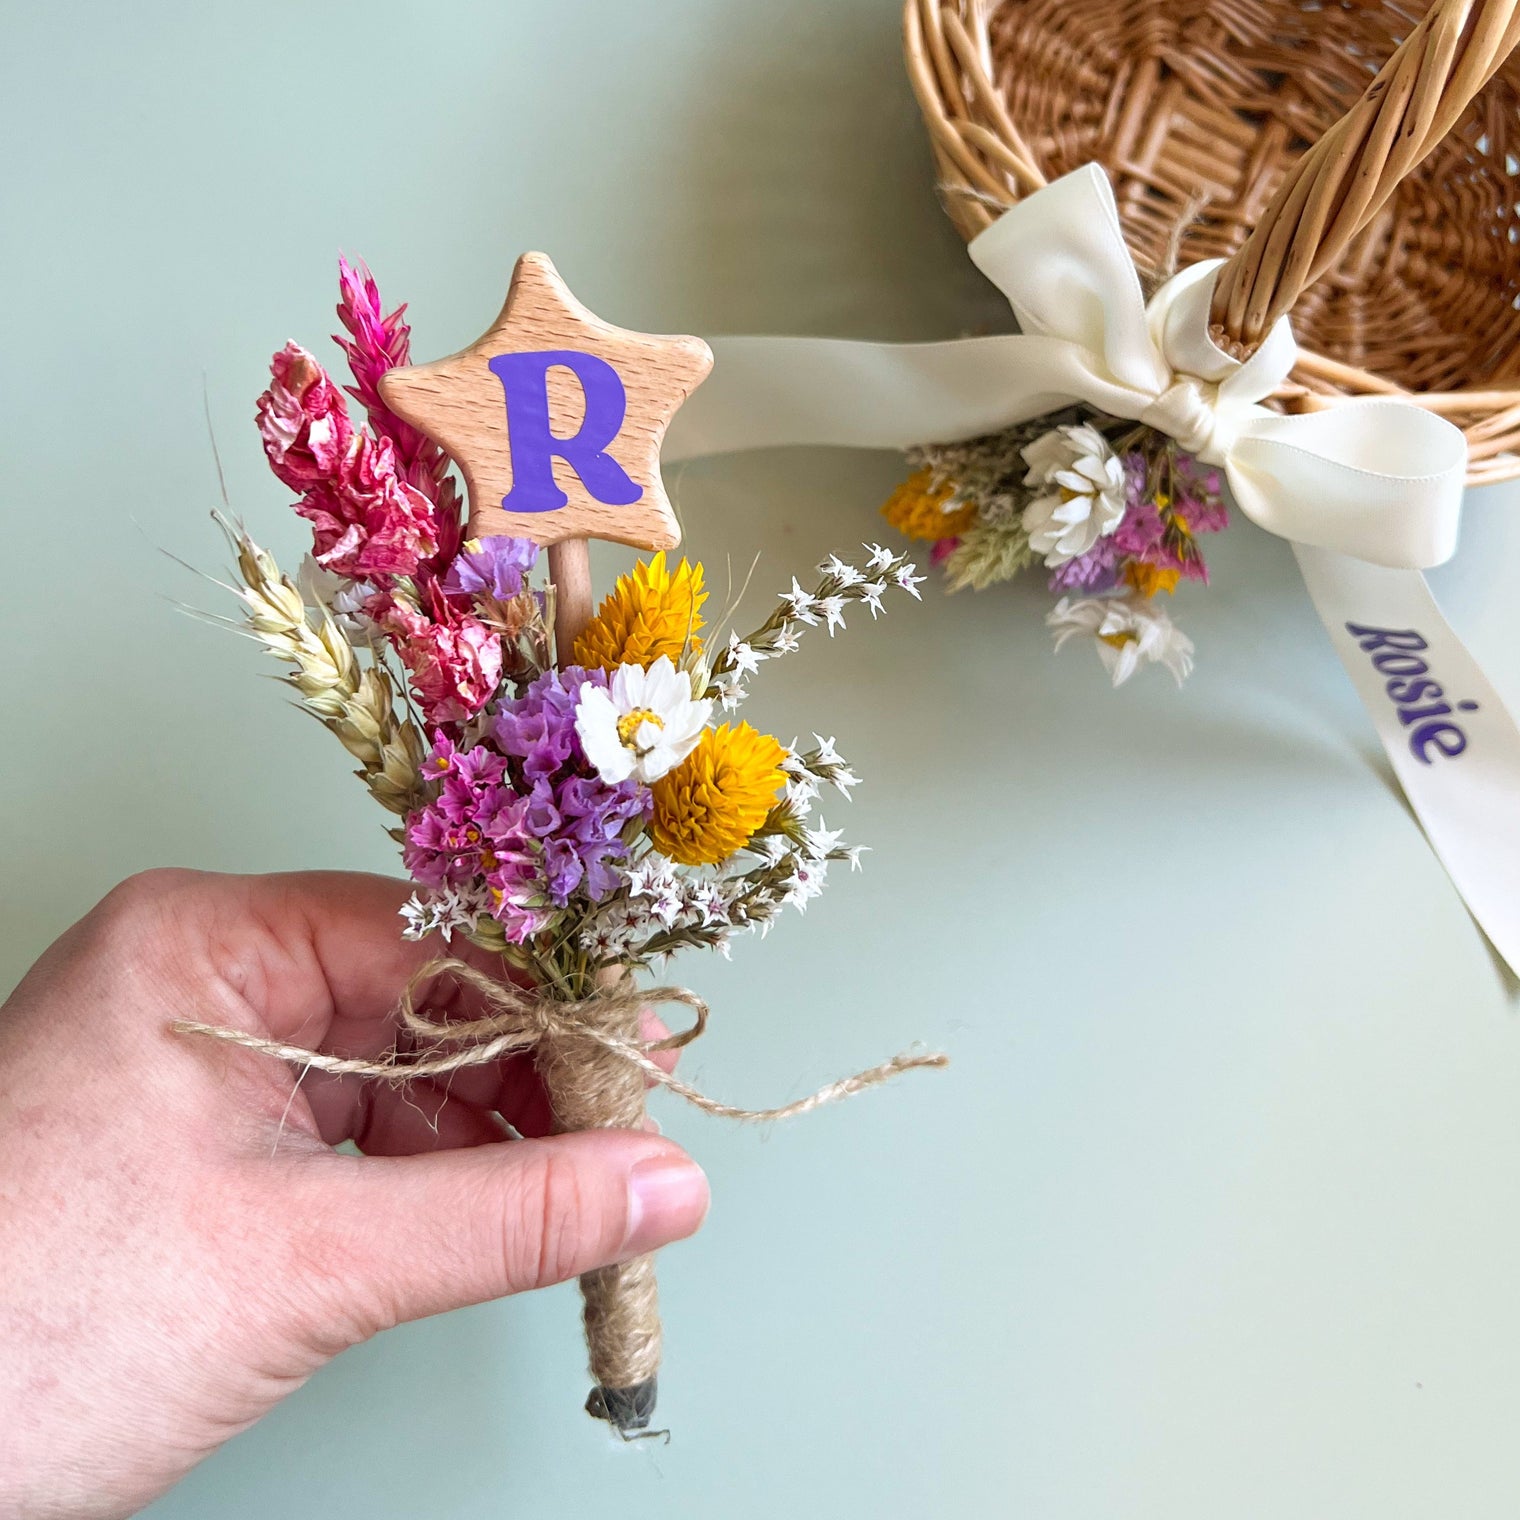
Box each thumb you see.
[283,1131,709,1338]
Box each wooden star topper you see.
[377,253,711,556]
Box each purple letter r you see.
[489,349,642,514]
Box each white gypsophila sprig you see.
[399,884,491,942]
[702,546,921,704]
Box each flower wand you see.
[183,252,944,1436]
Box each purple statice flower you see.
[1174,454,1228,536]
[1048,532,1123,594]
[494,667,650,899]
[1104,447,1228,586]
[441,535,539,602]
[492,665,601,781]
[403,674,653,943]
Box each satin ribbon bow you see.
[665,162,1468,570]
[664,162,1520,979]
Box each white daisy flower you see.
[1047,594,1195,687]
[1020,423,1128,567]
[574,655,712,785]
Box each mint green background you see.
[6,1,1520,1515]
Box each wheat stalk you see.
[218,515,428,816]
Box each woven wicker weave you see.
[905,0,1520,485]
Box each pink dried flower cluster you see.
[254,261,507,728]
[257,342,441,578]
[372,583,503,727]
[335,257,462,565]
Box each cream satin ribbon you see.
[664,163,1520,977]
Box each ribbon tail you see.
[663,333,1134,463]
[1294,544,1520,977]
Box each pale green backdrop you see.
[5,2,1520,1516]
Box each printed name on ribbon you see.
[1346,624,1481,764]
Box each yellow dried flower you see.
[881,469,979,541]
[650,722,787,866]
[572,551,707,672]
[1124,562,1181,598]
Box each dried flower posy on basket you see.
[183,254,943,1437]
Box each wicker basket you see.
[904,0,1520,487]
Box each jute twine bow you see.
[174,958,946,1436]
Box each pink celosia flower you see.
[372,586,502,726]
[335,257,463,564]
[930,536,961,567]
[334,258,429,469]
[294,432,440,578]
[255,343,353,490]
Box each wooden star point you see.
[377,253,711,552]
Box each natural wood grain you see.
[547,538,595,661]
[378,252,712,552]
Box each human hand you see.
[0,869,710,1520]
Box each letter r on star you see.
[377,252,712,552]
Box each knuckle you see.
[90,868,202,947]
[505,1146,599,1292]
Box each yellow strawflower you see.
[1124,562,1180,598]
[572,551,707,672]
[650,723,787,866]
[881,470,979,541]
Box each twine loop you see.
[173,957,947,1125]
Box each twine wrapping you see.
[174,958,946,1434]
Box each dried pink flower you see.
[255,343,353,490]
[335,257,463,563]
[372,585,502,726]
[294,432,441,579]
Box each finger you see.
[308,1074,515,1155]
[284,1132,709,1336]
[192,870,491,1047]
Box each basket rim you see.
[902,0,1520,485]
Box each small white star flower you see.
[772,623,803,655]
[891,563,926,599]
[817,596,848,635]
[822,554,864,587]
[804,821,845,860]
[783,578,821,625]
[865,542,896,571]
[726,630,763,676]
[812,734,843,766]
[829,767,861,798]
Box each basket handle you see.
[1211,0,1520,354]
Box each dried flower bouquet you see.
[882,407,1228,687]
[196,257,937,1434]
